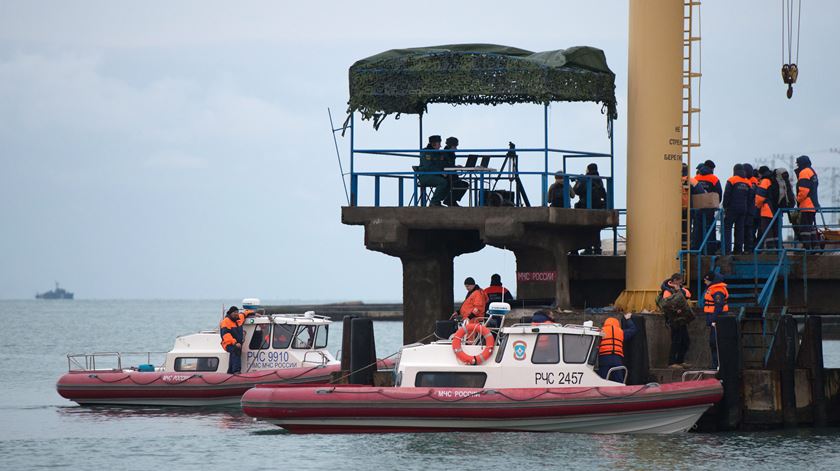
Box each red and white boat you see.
[242,303,723,433]
[58,301,365,407]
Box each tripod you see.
[491,142,531,207]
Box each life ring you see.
[451,323,495,365]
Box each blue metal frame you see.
[345,102,615,209]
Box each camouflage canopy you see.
[348,44,617,129]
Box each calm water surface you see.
[1,300,838,470]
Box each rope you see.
[795,0,801,64]
[327,331,437,385]
[317,382,665,404]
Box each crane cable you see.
[781,0,802,99]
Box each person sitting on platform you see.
[573,163,607,209]
[418,135,449,207]
[548,171,575,208]
[597,313,636,383]
[441,136,469,207]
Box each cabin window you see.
[174,357,219,372]
[415,372,487,388]
[272,324,295,349]
[314,325,328,349]
[292,325,316,349]
[494,333,508,363]
[588,336,600,365]
[248,324,271,350]
[562,334,594,364]
[531,334,560,364]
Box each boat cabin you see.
[163,311,338,374]
[396,308,623,389]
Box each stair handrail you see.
[678,208,723,296]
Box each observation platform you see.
[343,206,618,343]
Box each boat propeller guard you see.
[451,323,495,365]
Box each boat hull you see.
[241,379,723,434]
[57,365,341,407]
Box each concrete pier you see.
[342,207,618,343]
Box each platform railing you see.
[350,169,614,209]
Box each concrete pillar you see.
[615,0,683,312]
[401,254,454,344]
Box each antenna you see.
[328,108,350,205]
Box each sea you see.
[1,299,839,470]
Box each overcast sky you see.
[1,1,838,300]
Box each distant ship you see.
[36,282,74,300]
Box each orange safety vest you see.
[703,283,729,313]
[598,317,624,357]
[663,287,691,299]
[755,178,773,218]
[796,167,817,212]
[695,173,720,187]
[219,313,245,348]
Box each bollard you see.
[797,316,828,427]
[779,314,798,428]
[622,315,650,385]
[349,318,376,385]
[716,315,742,430]
[341,315,357,372]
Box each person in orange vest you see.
[597,313,636,383]
[659,273,693,368]
[453,277,489,324]
[531,310,555,324]
[754,166,778,248]
[742,163,760,252]
[795,155,820,249]
[485,274,514,304]
[220,306,245,374]
[722,164,754,254]
[694,161,722,252]
[703,272,728,369]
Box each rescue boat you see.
[242,303,723,433]
[57,300,375,407]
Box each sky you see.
[1,1,838,301]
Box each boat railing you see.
[66,351,167,372]
[302,351,330,366]
[605,366,628,384]
[508,322,602,333]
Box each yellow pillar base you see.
[613,289,662,313]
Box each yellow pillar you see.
[614,0,684,312]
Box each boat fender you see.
[137,364,155,372]
[451,324,495,365]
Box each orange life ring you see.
[451,323,495,365]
